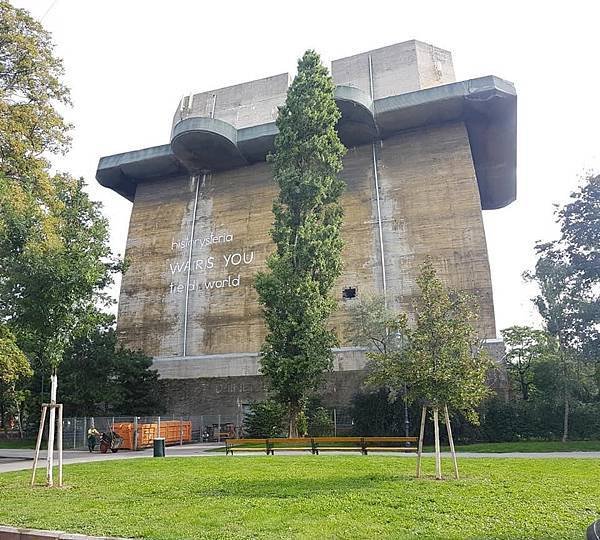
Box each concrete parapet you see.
[331,40,455,99]
[173,73,290,131]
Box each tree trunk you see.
[520,372,529,401]
[288,405,299,438]
[561,350,569,443]
[0,405,6,435]
[16,400,24,439]
[433,406,442,480]
[562,392,569,443]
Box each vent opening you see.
[342,287,357,300]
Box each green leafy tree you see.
[110,345,162,416]
[363,259,492,478]
[553,174,599,369]
[0,324,32,436]
[1,174,122,396]
[501,325,554,401]
[255,50,346,437]
[367,261,492,421]
[60,317,162,417]
[525,248,595,442]
[347,295,407,356]
[524,174,599,441]
[0,0,71,182]
[559,173,599,293]
[347,296,411,433]
[403,261,492,417]
[0,2,122,399]
[306,406,333,437]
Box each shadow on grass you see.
[185,471,425,499]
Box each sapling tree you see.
[365,259,492,479]
[255,50,346,437]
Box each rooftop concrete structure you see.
[96,40,517,416]
[98,40,516,210]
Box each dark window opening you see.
[342,287,357,300]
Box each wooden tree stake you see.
[46,374,57,486]
[433,406,442,480]
[444,404,459,480]
[57,403,63,487]
[30,404,48,487]
[416,405,427,478]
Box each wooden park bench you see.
[225,436,418,455]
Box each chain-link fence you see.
[54,408,353,450]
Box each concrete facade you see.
[96,40,517,416]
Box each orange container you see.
[113,420,192,450]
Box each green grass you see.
[1,456,598,539]
[427,439,600,453]
[0,438,36,449]
[463,440,600,452]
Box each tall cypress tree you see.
[255,50,346,437]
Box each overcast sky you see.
[13,0,600,336]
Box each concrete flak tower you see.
[96,40,516,415]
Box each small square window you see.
[342,287,357,300]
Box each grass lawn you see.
[428,439,600,453]
[0,438,36,449]
[1,456,598,539]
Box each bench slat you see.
[366,447,417,452]
[311,447,364,451]
[313,437,363,443]
[363,437,417,442]
[267,438,312,444]
[226,436,420,457]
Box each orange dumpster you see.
[113,420,192,450]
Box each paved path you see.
[0,443,219,473]
[1,445,599,473]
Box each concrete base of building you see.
[157,341,507,417]
[159,369,368,417]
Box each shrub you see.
[349,390,600,443]
[307,407,334,437]
[350,389,421,438]
[243,401,286,438]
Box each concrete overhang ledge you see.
[96,75,517,210]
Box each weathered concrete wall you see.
[153,348,368,379]
[173,73,290,130]
[110,39,508,412]
[376,122,496,337]
[159,368,368,417]
[117,120,495,364]
[117,174,193,355]
[331,40,455,99]
[172,40,455,135]
[157,342,503,416]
